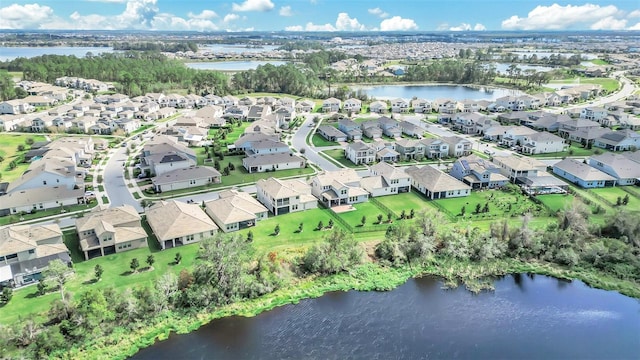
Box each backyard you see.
[433,188,545,220]
[0,134,47,182]
[590,187,640,212]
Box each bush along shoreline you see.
[1,206,639,359]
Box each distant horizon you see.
[1,1,639,32]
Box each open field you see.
[433,188,545,220]
[0,134,47,182]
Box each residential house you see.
[501,126,539,147]
[295,99,315,113]
[317,125,348,142]
[521,132,566,155]
[492,155,547,183]
[146,200,218,250]
[0,114,25,131]
[552,159,616,188]
[0,186,85,216]
[256,178,317,215]
[567,127,610,148]
[420,138,450,159]
[343,98,362,114]
[361,121,383,139]
[558,118,601,138]
[369,100,388,114]
[405,165,471,200]
[322,98,341,112]
[434,99,459,115]
[399,121,423,138]
[580,107,608,122]
[0,223,70,287]
[453,112,486,134]
[395,139,425,160]
[337,118,363,140]
[594,129,640,151]
[139,136,197,176]
[152,166,221,193]
[243,139,289,156]
[378,116,402,138]
[345,141,375,165]
[0,99,34,114]
[242,152,305,173]
[310,169,369,207]
[391,98,410,113]
[204,190,268,233]
[443,136,472,157]
[247,105,272,122]
[233,133,280,152]
[239,96,257,106]
[223,105,249,120]
[75,205,147,260]
[450,155,509,189]
[274,107,296,124]
[361,162,411,197]
[589,153,640,185]
[411,98,431,113]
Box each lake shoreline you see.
[64,258,640,360]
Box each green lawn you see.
[321,149,359,168]
[0,202,98,226]
[208,122,251,145]
[580,78,620,93]
[374,191,429,215]
[0,134,47,182]
[591,187,640,211]
[530,144,603,158]
[0,230,199,325]
[434,189,545,220]
[311,134,338,147]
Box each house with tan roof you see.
[361,162,411,197]
[204,190,268,232]
[0,223,69,287]
[322,98,341,112]
[553,159,616,188]
[140,136,197,176]
[310,169,369,207]
[242,152,305,173]
[404,165,471,200]
[492,155,547,183]
[256,178,317,215]
[152,166,221,193]
[75,205,147,260]
[521,132,566,155]
[345,141,375,165]
[146,200,218,250]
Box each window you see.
[43,180,47,185]
[28,249,35,254]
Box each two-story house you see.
[492,155,547,183]
[391,98,410,113]
[256,178,317,215]
[204,190,268,233]
[343,98,362,114]
[450,155,509,189]
[310,169,369,207]
[322,98,341,113]
[361,162,412,197]
[345,141,375,165]
[338,118,363,140]
[521,132,566,155]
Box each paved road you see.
[102,146,143,212]
[291,114,341,171]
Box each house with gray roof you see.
[256,178,317,215]
[345,141,375,165]
[378,116,402,138]
[369,100,388,114]
[0,223,70,287]
[337,118,363,140]
[420,138,450,159]
[140,136,197,176]
[361,162,411,197]
[443,136,473,157]
[567,127,610,147]
[146,200,218,250]
[594,129,640,152]
[450,155,509,189]
[411,98,431,113]
[589,153,640,185]
[242,152,305,173]
[361,120,383,139]
[152,166,221,193]
[558,118,601,138]
[317,125,348,142]
[552,158,616,188]
[76,205,147,260]
[521,132,566,155]
[310,169,368,207]
[204,190,268,233]
[492,155,547,183]
[343,98,362,114]
[399,120,423,138]
[247,105,272,122]
[233,133,280,151]
[404,165,471,200]
[322,98,341,112]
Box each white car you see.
[85,191,95,197]
[484,149,495,155]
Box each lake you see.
[132,274,640,360]
[200,44,280,54]
[185,61,288,71]
[493,63,554,74]
[0,46,115,61]
[355,84,521,101]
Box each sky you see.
[1,0,639,32]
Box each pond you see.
[132,274,640,360]
[185,60,288,71]
[493,63,554,74]
[355,84,522,101]
[0,46,115,61]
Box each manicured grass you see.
[208,122,252,146]
[0,202,98,226]
[374,191,428,215]
[591,187,640,211]
[530,144,602,158]
[434,189,545,220]
[321,149,359,168]
[238,208,345,251]
[580,78,620,93]
[311,134,338,147]
[336,202,386,227]
[590,59,610,66]
[0,134,47,182]
[131,124,154,135]
[0,231,199,325]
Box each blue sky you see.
[1,0,639,31]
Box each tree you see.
[622,194,629,206]
[17,144,25,152]
[247,230,254,242]
[409,209,415,219]
[483,203,490,213]
[298,222,304,233]
[317,220,324,230]
[400,209,406,219]
[387,212,392,223]
[274,224,281,236]
[460,205,466,216]
[146,255,155,269]
[360,215,366,226]
[130,258,140,273]
[377,214,383,224]
[44,259,72,301]
[328,219,334,229]
[616,196,622,206]
[94,264,103,282]
[0,287,12,304]
[302,229,364,275]
[174,252,182,265]
[475,203,482,214]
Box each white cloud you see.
[85,0,126,3]
[285,12,365,32]
[379,16,418,31]
[368,7,389,18]
[628,10,640,18]
[223,13,240,23]
[279,5,292,17]
[187,10,217,20]
[335,13,366,31]
[628,22,640,30]
[448,23,486,31]
[232,0,274,12]
[0,3,55,29]
[590,16,627,30]
[501,3,623,30]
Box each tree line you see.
[113,42,199,53]
[0,204,638,358]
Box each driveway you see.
[102,146,142,212]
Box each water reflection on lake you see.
[185,61,287,71]
[356,84,521,101]
[132,274,640,360]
